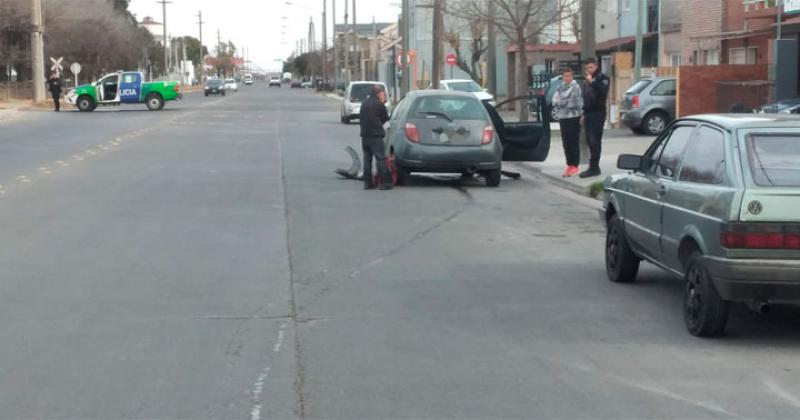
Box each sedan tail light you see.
[405,123,420,143]
[481,125,495,145]
[632,95,640,109]
[721,223,800,250]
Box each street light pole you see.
[401,0,409,96]
[158,0,172,78]
[487,0,497,94]
[322,0,328,88]
[431,0,443,89]
[197,10,205,83]
[31,0,45,102]
[352,0,358,80]
[333,0,339,88]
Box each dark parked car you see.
[204,79,225,96]
[603,114,800,337]
[386,90,550,187]
[620,77,677,135]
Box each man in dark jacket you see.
[46,73,63,112]
[359,85,392,190]
[580,58,610,178]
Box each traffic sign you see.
[70,62,81,75]
[50,56,64,76]
[446,53,457,66]
[396,52,411,68]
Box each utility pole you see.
[487,0,497,94]
[197,10,205,83]
[343,0,349,83]
[431,0,444,89]
[580,0,596,65]
[634,0,643,81]
[333,0,339,88]
[401,0,410,96]
[352,0,358,80]
[31,0,45,102]
[158,0,172,78]
[217,29,222,77]
[322,0,328,87]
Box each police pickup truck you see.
[65,71,182,112]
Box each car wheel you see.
[684,252,729,337]
[204,92,209,97]
[222,91,226,96]
[341,116,350,124]
[77,95,95,112]
[395,164,410,186]
[484,169,501,187]
[642,111,669,135]
[146,93,164,111]
[605,214,640,283]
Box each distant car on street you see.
[620,76,677,135]
[340,81,388,124]
[65,70,181,112]
[386,90,550,187]
[290,80,303,88]
[224,78,239,92]
[603,114,800,337]
[438,79,496,107]
[204,79,225,96]
[758,98,800,114]
[243,74,254,86]
[300,80,313,89]
[269,76,282,88]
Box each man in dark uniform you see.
[359,85,392,190]
[46,73,62,112]
[580,58,610,178]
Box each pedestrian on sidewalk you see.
[580,58,610,178]
[359,84,393,190]
[552,68,583,178]
[46,73,63,112]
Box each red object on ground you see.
[373,155,399,186]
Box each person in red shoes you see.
[552,68,583,178]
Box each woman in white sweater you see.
[551,68,583,177]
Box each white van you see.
[340,81,389,124]
[243,74,253,86]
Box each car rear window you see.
[349,84,380,102]
[207,80,221,86]
[446,81,482,93]
[411,96,486,120]
[747,135,800,187]
[626,80,652,94]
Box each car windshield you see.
[446,81,482,93]
[626,80,652,94]
[206,80,221,87]
[747,135,800,187]
[763,99,800,112]
[411,96,486,120]
[349,84,380,102]
[225,79,235,84]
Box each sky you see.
[128,0,402,71]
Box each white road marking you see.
[764,379,800,409]
[250,322,288,420]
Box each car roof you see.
[349,81,386,86]
[406,90,479,99]
[639,76,676,82]
[680,114,800,130]
[440,79,476,83]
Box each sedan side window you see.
[679,126,727,185]
[656,126,693,179]
[391,98,408,121]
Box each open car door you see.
[483,98,551,162]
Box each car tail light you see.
[405,123,420,143]
[721,224,800,250]
[632,95,640,109]
[481,125,495,144]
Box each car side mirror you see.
[617,154,643,171]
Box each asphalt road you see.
[1,86,800,419]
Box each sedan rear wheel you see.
[146,93,164,111]
[643,111,668,135]
[684,252,729,337]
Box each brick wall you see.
[681,0,724,64]
[677,64,768,116]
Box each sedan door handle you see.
[657,183,668,197]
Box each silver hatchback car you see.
[620,77,677,135]
[603,115,800,337]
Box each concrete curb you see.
[507,162,595,199]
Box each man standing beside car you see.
[580,58,610,178]
[359,85,393,190]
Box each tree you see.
[442,0,488,85]
[451,0,577,121]
[0,0,31,82]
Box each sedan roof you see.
[682,114,800,130]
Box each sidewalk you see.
[516,128,654,198]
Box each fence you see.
[0,81,33,101]
[715,80,772,113]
